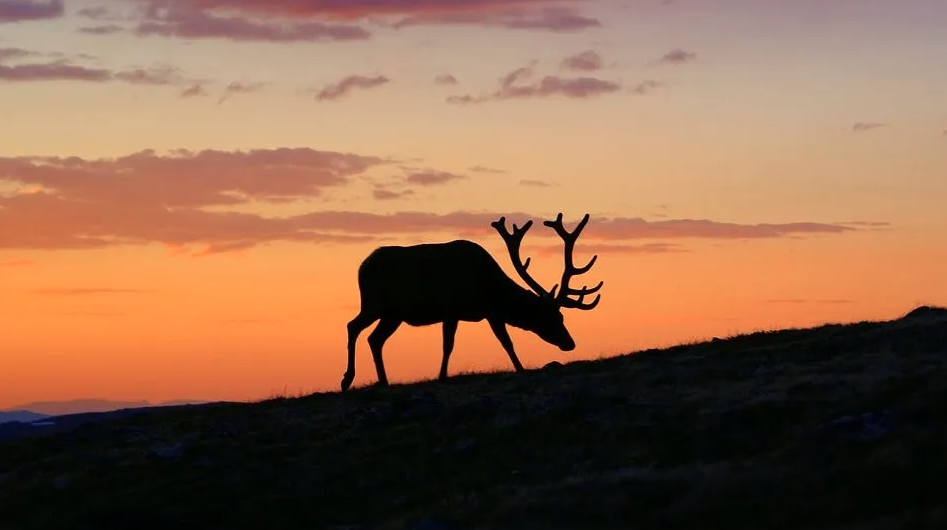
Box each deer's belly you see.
[388,298,487,326]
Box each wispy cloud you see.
[448,63,623,104]
[180,83,207,98]
[312,74,390,101]
[134,6,370,43]
[434,74,458,86]
[561,50,603,72]
[404,171,466,186]
[468,165,505,174]
[852,122,886,132]
[653,48,697,65]
[0,49,192,87]
[0,0,63,23]
[519,179,554,187]
[392,6,599,32]
[78,24,124,34]
[0,148,868,255]
[373,187,415,201]
[217,81,266,104]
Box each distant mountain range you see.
[0,398,210,425]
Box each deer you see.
[340,212,603,392]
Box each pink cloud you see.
[0,149,866,254]
[313,75,390,101]
[391,6,599,32]
[561,50,603,71]
[0,50,193,86]
[656,48,697,65]
[528,242,686,256]
[0,0,62,23]
[135,0,597,29]
[134,6,370,42]
[448,64,623,104]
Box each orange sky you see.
[1,0,946,409]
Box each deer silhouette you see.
[341,212,603,391]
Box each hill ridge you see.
[0,305,945,530]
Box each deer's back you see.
[357,240,514,324]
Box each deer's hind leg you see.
[342,311,377,391]
[367,318,401,387]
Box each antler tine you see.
[543,212,603,309]
[491,216,551,298]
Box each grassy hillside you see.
[1,306,946,530]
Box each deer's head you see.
[491,212,603,352]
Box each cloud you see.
[30,288,150,296]
[313,74,390,101]
[628,80,664,95]
[448,64,623,104]
[180,83,207,98]
[218,81,265,103]
[0,149,867,254]
[468,165,505,174]
[113,65,185,86]
[133,6,371,43]
[373,188,415,201]
[0,50,192,86]
[404,171,466,186]
[0,258,33,267]
[76,6,111,20]
[528,242,687,256]
[391,6,600,32]
[852,122,886,132]
[0,0,63,23]
[0,47,36,61]
[655,48,697,65]
[519,179,553,187]
[79,24,124,34]
[434,74,458,86]
[561,50,603,72]
[135,1,599,33]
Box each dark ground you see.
[1,306,946,530]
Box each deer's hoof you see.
[340,372,354,392]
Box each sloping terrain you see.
[1,307,946,530]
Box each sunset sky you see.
[2,0,946,409]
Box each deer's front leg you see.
[487,318,525,372]
[440,319,458,380]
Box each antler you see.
[543,213,603,310]
[491,216,554,298]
